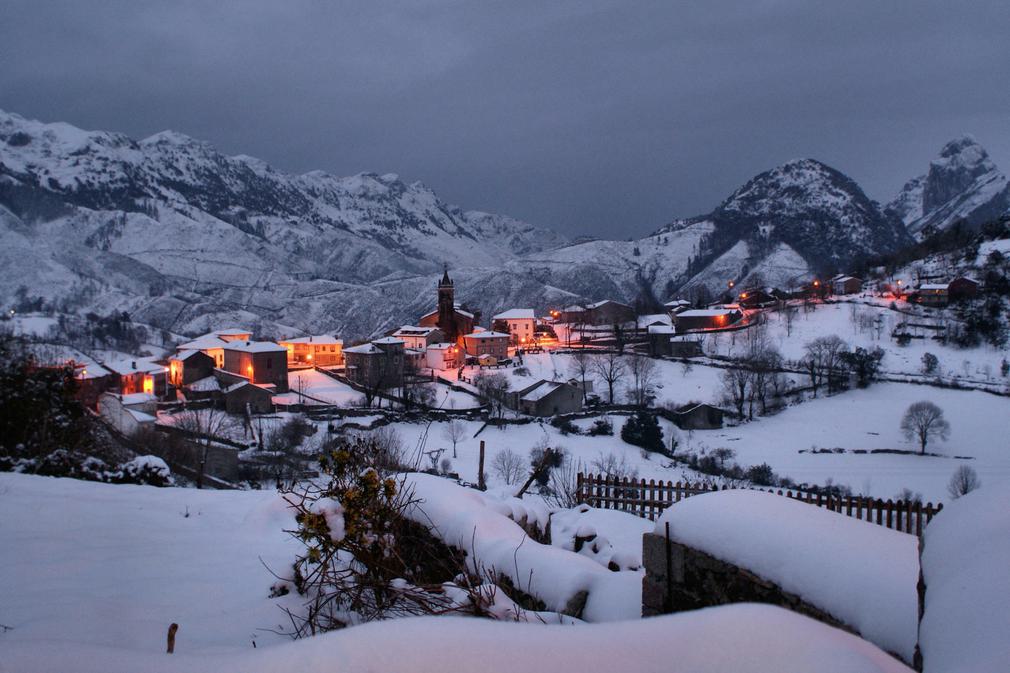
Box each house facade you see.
[674,308,743,333]
[278,335,344,366]
[222,341,289,392]
[391,326,445,351]
[104,357,168,398]
[344,338,405,390]
[830,276,863,296]
[425,342,462,371]
[98,392,157,436]
[491,309,536,346]
[511,380,583,417]
[168,350,215,388]
[560,300,635,326]
[223,381,274,414]
[462,330,510,361]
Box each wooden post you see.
[167,623,178,654]
[477,440,486,491]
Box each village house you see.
[97,391,157,436]
[418,268,481,346]
[491,309,537,346]
[948,276,979,301]
[222,380,274,414]
[673,308,743,333]
[343,338,405,390]
[391,326,445,351]
[29,345,115,408]
[103,357,168,398]
[667,402,724,430]
[559,299,635,326]
[664,299,692,314]
[510,380,584,417]
[278,335,344,367]
[175,329,251,368]
[737,287,779,308]
[646,325,676,356]
[222,341,289,392]
[462,330,510,362]
[424,342,462,371]
[829,275,863,296]
[168,350,215,389]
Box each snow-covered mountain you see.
[663,158,911,295]
[0,109,569,337]
[887,136,1010,239]
[0,108,942,340]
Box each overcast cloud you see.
[2,1,1008,237]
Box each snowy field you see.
[706,301,1010,387]
[687,382,1010,501]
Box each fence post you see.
[477,440,486,491]
[576,472,584,505]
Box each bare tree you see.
[721,367,752,419]
[900,401,951,455]
[172,406,239,488]
[748,348,785,416]
[490,448,525,485]
[947,464,981,499]
[782,303,798,337]
[473,371,510,423]
[626,353,657,407]
[442,418,465,458]
[802,335,848,396]
[592,351,627,404]
[567,350,592,403]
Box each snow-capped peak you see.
[887,136,1008,238]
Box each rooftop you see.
[493,308,536,320]
[222,341,287,353]
[464,330,510,339]
[279,334,342,345]
[677,309,740,318]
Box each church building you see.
[418,267,481,345]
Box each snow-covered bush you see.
[587,417,613,436]
[114,456,173,487]
[620,411,665,454]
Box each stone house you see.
[560,299,635,326]
[391,326,445,351]
[668,402,724,430]
[343,338,405,390]
[168,350,215,388]
[674,308,743,333]
[98,391,157,436]
[222,341,289,392]
[462,330,510,361]
[829,275,863,296]
[425,342,462,371]
[511,380,583,416]
[223,380,274,414]
[103,357,168,398]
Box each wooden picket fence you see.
[576,473,943,536]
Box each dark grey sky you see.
[2,1,1008,238]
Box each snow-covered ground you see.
[0,473,913,673]
[273,368,482,410]
[920,483,1010,673]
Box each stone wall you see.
[642,531,853,634]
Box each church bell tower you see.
[437,265,457,343]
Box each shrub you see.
[947,465,981,499]
[745,462,777,486]
[587,418,613,436]
[550,416,580,435]
[620,411,665,454]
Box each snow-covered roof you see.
[187,376,220,392]
[648,325,675,335]
[493,308,536,320]
[171,349,206,362]
[464,330,510,340]
[222,340,287,353]
[655,490,918,661]
[664,299,691,307]
[223,381,272,394]
[918,283,949,291]
[102,357,166,376]
[177,335,228,351]
[125,408,156,424]
[212,328,252,337]
[520,380,564,402]
[372,336,405,345]
[279,334,342,345]
[637,313,672,328]
[119,392,157,406]
[677,309,739,318]
[392,326,439,337]
[343,343,382,355]
[426,342,458,351]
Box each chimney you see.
[131,360,137,370]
